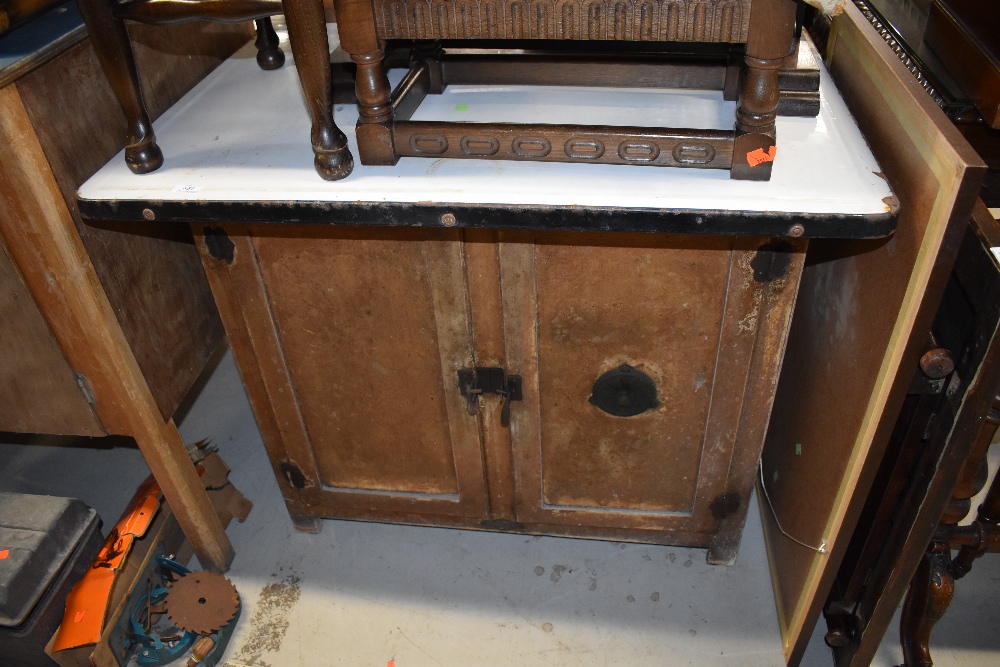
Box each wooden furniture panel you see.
[370,0,753,42]
[12,22,238,420]
[0,235,103,435]
[503,231,804,561]
[758,3,987,663]
[196,225,489,524]
[251,227,486,503]
[195,223,805,561]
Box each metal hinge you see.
[203,226,235,263]
[457,367,522,427]
[74,373,96,408]
[280,461,307,489]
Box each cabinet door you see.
[760,4,988,664]
[500,231,803,557]
[214,226,488,524]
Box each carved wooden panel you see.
[373,0,751,42]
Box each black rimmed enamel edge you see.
[76,197,898,239]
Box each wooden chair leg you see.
[76,0,163,174]
[254,17,285,70]
[732,0,797,181]
[282,0,354,180]
[899,551,955,667]
[334,0,397,165]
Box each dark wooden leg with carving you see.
[76,0,163,174]
[953,467,1000,575]
[334,0,397,165]
[900,551,955,667]
[898,395,1000,666]
[255,17,285,70]
[732,0,797,180]
[282,0,353,180]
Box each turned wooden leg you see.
[255,17,285,70]
[76,0,163,174]
[900,551,955,667]
[898,395,1000,666]
[282,0,354,180]
[334,0,397,165]
[732,0,797,181]
[953,400,1000,576]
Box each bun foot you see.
[254,17,285,71]
[256,47,285,71]
[125,142,164,174]
[314,146,354,181]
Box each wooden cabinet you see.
[195,224,805,563]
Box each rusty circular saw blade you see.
[165,571,239,635]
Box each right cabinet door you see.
[499,231,805,559]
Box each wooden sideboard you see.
[0,5,251,571]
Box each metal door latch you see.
[457,367,522,427]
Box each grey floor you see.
[2,351,998,666]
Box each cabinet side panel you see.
[0,232,103,435]
[13,23,248,420]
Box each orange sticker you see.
[0,549,8,559]
[746,145,777,167]
[74,611,86,623]
[387,661,395,667]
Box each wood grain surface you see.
[0,234,104,435]
[12,22,244,420]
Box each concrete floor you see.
[2,351,998,666]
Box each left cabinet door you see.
[200,225,489,526]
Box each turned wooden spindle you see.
[282,0,354,179]
[898,394,1000,667]
[335,0,396,165]
[255,17,285,70]
[732,0,798,181]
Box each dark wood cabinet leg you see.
[897,396,1000,666]
[255,17,285,70]
[899,551,954,667]
[76,0,163,174]
[732,0,797,181]
[335,0,397,165]
[282,0,354,180]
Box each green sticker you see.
[455,103,469,112]
[795,443,802,455]
[773,470,778,483]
